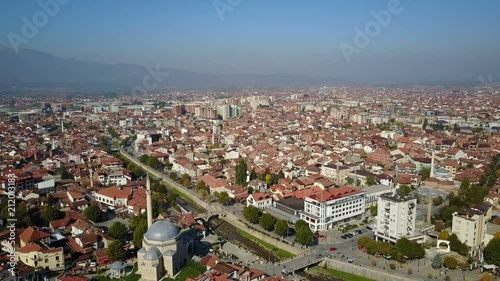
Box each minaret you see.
[427,196,432,223]
[430,148,435,178]
[336,160,340,185]
[90,169,94,188]
[146,174,153,228]
[61,117,64,133]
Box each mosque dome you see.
[144,246,162,260]
[144,220,181,241]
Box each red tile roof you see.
[19,227,50,244]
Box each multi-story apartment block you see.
[300,186,365,231]
[452,205,491,256]
[375,194,423,244]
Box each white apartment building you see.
[300,186,365,231]
[375,194,422,244]
[452,205,491,256]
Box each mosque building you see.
[137,175,193,280]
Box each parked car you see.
[329,247,337,251]
[348,258,354,263]
[366,226,373,231]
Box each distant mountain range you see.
[0,45,346,92]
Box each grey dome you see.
[109,261,126,270]
[144,246,162,260]
[145,220,181,241]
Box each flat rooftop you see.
[276,197,304,210]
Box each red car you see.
[316,234,325,239]
[329,247,337,251]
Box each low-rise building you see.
[17,243,64,271]
[246,192,273,209]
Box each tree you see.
[249,169,257,181]
[146,156,160,169]
[366,176,377,186]
[435,220,445,232]
[357,236,374,248]
[40,205,63,224]
[274,220,289,237]
[196,180,207,191]
[181,173,191,187]
[243,206,261,224]
[129,213,146,230]
[443,256,458,269]
[139,154,149,163]
[480,274,494,281]
[438,230,450,240]
[235,159,248,186]
[422,118,428,130]
[47,194,58,205]
[431,254,443,269]
[433,196,444,206]
[296,225,314,246]
[265,174,272,186]
[59,165,72,179]
[259,213,277,231]
[394,237,425,260]
[295,220,308,230]
[107,240,126,262]
[217,191,230,206]
[197,188,208,199]
[369,205,378,217]
[484,237,500,266]
[396,185,413,196]
[448,233,466,254]
[163,159,173,169]
[169,172,178,181]
[166,193,178,207]
[133,220,148,249]
[109,222,128,240]
[459,181,486,207]
[346,177,354,185]
[420,166,431,180]
[84,203,102,222]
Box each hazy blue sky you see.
[1,0,499,83]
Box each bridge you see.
[281,255,325,274]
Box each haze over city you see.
[1,0,500,86]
